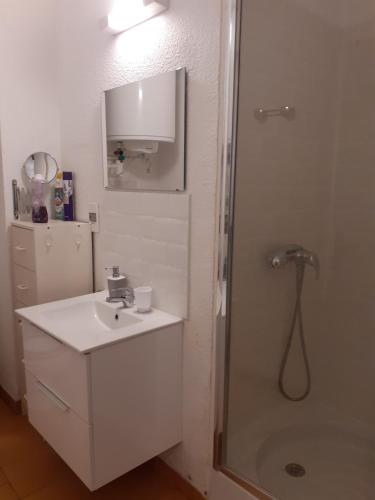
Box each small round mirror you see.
[23,152,58,183]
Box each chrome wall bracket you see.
[254,105,295,121]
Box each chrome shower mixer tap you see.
[269,244,320,279]
[268,244,320,402]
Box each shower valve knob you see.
[270,257,282,268]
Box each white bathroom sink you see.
[15,291,182,353]
[41,300,142,333]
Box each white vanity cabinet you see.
[11,220,93,308]
[12,220,93,396]
[21,319,183,491]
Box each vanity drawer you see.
[22,321,90,422]
[25,370,93,489]
[14,265,37,306]
[12,227,35,271]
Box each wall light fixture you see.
[107,0,169,34]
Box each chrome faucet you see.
[106,293,134,309]
[268,244,320,279]
[105,266,134,308]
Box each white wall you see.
[56,0,222,493]
[0,0,222,492]
[0,0,61,399]
[320,12,375,426]
[100,190,190,318]
[0,132,17,398]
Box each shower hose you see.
[278,261,311,402]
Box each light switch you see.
[88,202,100,233]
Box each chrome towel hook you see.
[254,105,295,121]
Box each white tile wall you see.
[227,0,375,439]
[99,191,190,318]
[229,0,340,370]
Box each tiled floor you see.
[0,399,191,499]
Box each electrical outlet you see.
[88,202,100,233]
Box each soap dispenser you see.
[106,266,127,298]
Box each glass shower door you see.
[221,1,375,499]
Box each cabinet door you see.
[25,370,93,490]
[14,309,26,396]
[13,265,37,306]
[12,227,35,271]
[22,321,90,423]
[90,324,183,488]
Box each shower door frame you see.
[214,0,274,498]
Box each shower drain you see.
[285,463,306,477]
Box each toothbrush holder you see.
[134,286,153,313]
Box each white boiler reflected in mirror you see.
[102,68,186,192]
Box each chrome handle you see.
[36,381,70,413]
[12,179,19,220]
[15,246,27,251]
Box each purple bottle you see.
[63,172,74,221]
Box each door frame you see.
[213,1,275,497]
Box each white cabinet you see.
[11,221,93,307]
[25,371,93,486]
[12,220,93,397]
[21,320,182,491]
[23,322,90,421]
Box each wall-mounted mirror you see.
[23,152,58,183]
[102,68,186,192]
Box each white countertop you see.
[16,291,183,353]
[12,220,89,230]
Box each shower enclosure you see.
[216,1,375,499]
